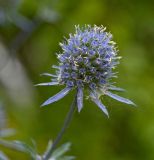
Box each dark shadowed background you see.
[0,0,154,159]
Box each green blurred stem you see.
[43,93,77,160]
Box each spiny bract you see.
[37,25,135,117]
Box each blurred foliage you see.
[0,102,74,159]
[0,139,74,160]
[0,0,154,159]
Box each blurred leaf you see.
[0,151,9,160]
[12,140,36,158]
[37,6,60,23]
[0,103,16,139]
[0,10,6,25]
[0,129,16,138]
[0,139,75,160]
[51,143,74,159]
[0,139,37,160]
[43,141,75,160]
[0,0,22,9]
[0,103,6,129]
[58,156,75,160]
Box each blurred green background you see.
[0,0,154,159]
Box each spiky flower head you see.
[37,25,135,117]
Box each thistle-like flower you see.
[37,25,135,117]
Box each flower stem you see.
[43,94,77,160]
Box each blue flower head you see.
[37,25,135,117]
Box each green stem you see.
[43,94,77,160]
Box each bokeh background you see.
[0,0,154,159]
